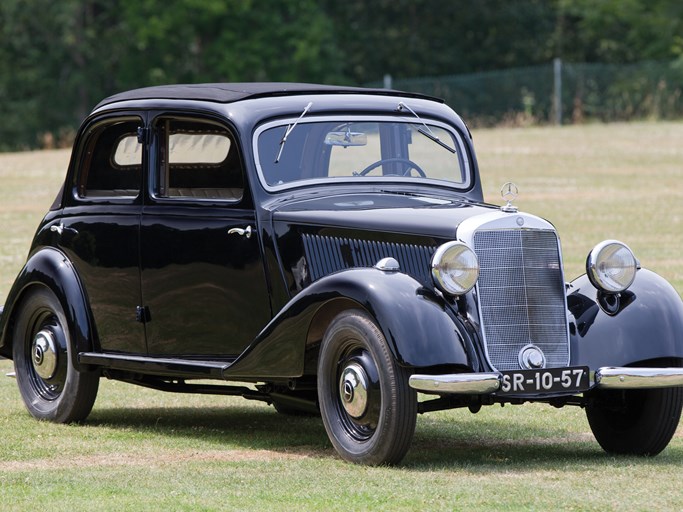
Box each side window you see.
[155,118,244,202]
[76,117,142,199]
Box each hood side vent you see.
[302,234,435,284]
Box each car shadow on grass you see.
[88,404,332,454]
[86,404,683,469]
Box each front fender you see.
[568,268,683,368]
[0,247,95,368]
[223,267,470,379]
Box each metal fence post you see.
[553,58,562,125]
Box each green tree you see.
[2,0,683,150]
[0,1,127,149]
[114,0,342,85]
[320,0,559,83]
[0,0,341,150]
[557,0,683,62]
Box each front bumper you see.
[409,367,683,394]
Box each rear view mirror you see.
[324,131,367,147]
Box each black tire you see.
[317,309,417,465]
[12,287,99,423]
[586,362,683,456]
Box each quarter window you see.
[76,117,142,199]
[113,134,143,168]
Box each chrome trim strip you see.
[409,373,500,394]
[595,367,683,389]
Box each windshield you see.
[254,118,470,191]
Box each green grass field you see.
[1,122,682,510]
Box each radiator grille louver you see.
[473,229,569,371]
[302,234,435,284]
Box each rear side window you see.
[76,117,142,199]
[113,134,143,167]
[155,118,244,202]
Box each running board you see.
[79,352,235,379]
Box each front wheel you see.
[317,309,417,465]
[586,361,683,456]
[12,287,99,423]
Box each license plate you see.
[498,366,589,395]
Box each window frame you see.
[149,114,246,205]
[71,114,145,204]
[252,115,472,193]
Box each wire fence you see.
[374,59,683,126]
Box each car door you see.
[139,114,271,358]
[59,113,146,353]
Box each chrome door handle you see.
[50,223,78,236]
[228,225,253,239]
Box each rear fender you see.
[0,248,95,369]
[223,267,470,379]
[568,268,683,368]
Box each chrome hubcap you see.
[339,362,369,418]
[32,329,59,380]
[519,344,546,369]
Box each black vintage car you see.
[2,83,683,465]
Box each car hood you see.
[270,191,498,240]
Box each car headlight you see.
[431,241,479,295]
[586,240,638,293]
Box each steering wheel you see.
[357,158,426,177]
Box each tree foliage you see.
[320,0,560,82]
[558,0,683,63]
[0,0,681,150]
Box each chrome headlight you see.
[431,241,479,296]
[586,240,638,293]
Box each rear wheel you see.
[586,361,683,456]
[12,287,99,423]
[317,309,417,465]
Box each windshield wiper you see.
[396,101,456,154]
[275,102,312,163]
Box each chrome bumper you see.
[594,367,683,389]
[409,373,501,394]
[409,366,683,394]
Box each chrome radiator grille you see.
[473,229,569,371]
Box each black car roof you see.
[94,82,443,110]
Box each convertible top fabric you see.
[94,82,441,109]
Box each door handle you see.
[228,225,253,239]
[50,223,79,236]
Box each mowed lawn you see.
[0,122,682,510]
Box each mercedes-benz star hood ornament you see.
[500,182,519,213]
